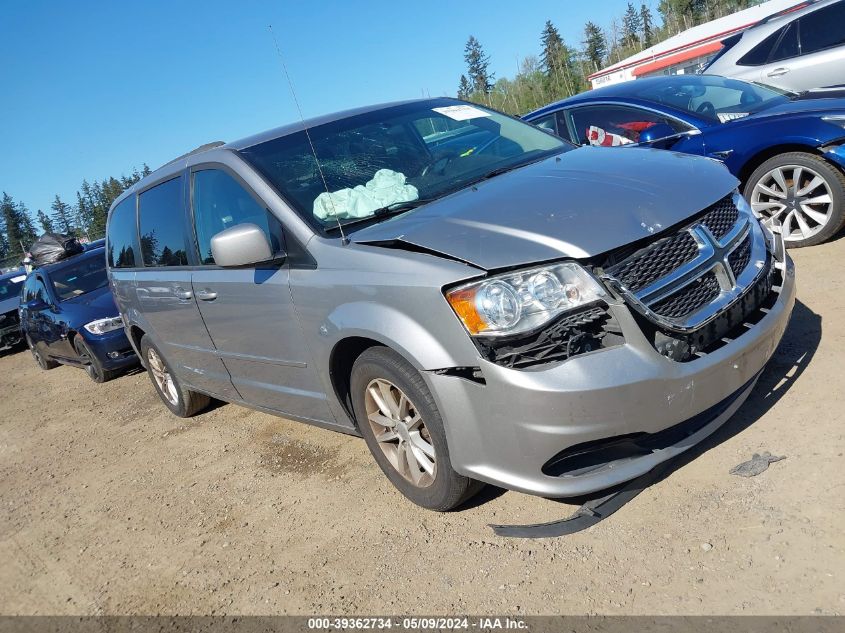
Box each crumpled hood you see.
[352,147,738,270]
[60,285,119,326]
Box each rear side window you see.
[799,2,845,54]
[568,106,690,146]
[139,177,188,267]
[737,28,783,66]
[107,196,139,268]
[191,169,283,265]
[770,23,799,62]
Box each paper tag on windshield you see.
[10,275,25,283]
[433,105,490,121]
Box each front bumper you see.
[0,323,23,351]
[427,255,796,498]
[81,328,138,370]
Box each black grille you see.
[700,195,739,241]
[728,234,752,276]
[606,231,699,292]
[651,272,720,319]
[0,310,19,326]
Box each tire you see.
[744,151,845,248]
[73,336,119,384]
[140,335,210,417]
[27,336,58,370]
[350,346,483,511]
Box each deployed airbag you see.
[313,169,418,220]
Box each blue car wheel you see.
[744,152,845,248]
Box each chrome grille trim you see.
[603,193,769,332]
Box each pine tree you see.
[1,193,37,257]
[623,3,643,47]
[37,209,54,233]
[583,22,607,72]
[641,4,655,47]
[457,75,471,99]
[464,36,494,94]
[541,21,584,97]
[540,21,565,78]
[51,195,75,235]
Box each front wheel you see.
[140,335,210,417]
[350,346,483,511]
[74,336,118,383]
[745,152,845,247]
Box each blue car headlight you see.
[84,316,124,335]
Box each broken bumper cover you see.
[427,255,796,498]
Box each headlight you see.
[446,262,607,336]
[83,316,124,335]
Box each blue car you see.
[19,246,138,382]
[525,75,845,247]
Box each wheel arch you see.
[737,143,822,186]
[328,336,386,428]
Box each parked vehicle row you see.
[525,74,845,247]
[70,97,796,511]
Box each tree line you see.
[457,0,762,115]
[0,165,150,269]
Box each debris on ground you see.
[729,452,786,478]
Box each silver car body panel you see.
[108,105,795,498]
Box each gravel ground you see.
[0,239,843,616]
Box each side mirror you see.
[210,223,282,268]
[25,298,48,312]
[638,123,677,144]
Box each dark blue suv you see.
[19,247,137,382]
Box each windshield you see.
[0,274,25,301]
[238,99,568,232]
[50,255,108,301]
[634,76,790,123]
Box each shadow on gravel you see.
[467,299,821,516]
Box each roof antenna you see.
[268,25,348,245]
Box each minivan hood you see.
[352,147,738,270]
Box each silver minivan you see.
[106,98,795,510]
[704,0,845,92]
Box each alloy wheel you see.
[147,347,179,405]
[364,378,436,487]
[750,164,834,243]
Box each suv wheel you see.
[140,335,210,417]
[74,336,118,383]
[27,336,58,370]
[745,152,845,247]
[350,346,483,511]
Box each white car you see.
[704,0,845,93]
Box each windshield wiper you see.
[325,199,435,232]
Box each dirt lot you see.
[1,241,843,617]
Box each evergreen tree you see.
[457,75,471,99]
[36,209,54,233]
[1,193,37,257]
[583,22,607,72]
[623,3,643,47]
[51,195,75,235]
[641,4,655,47]
[464,36,494,94]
